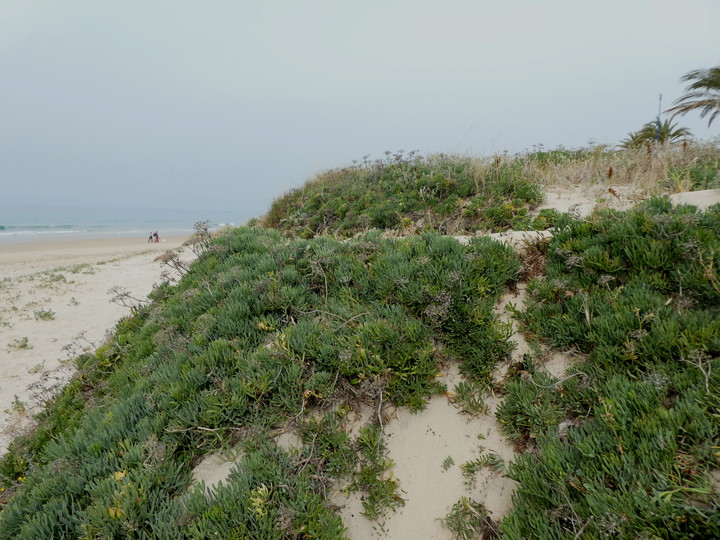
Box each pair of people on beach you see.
[148,231,159,243]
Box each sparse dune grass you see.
[504,142,720,194]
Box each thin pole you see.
[656,94,662,142]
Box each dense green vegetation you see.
[263,152,558,237]
[263,147,720,240]
[0,229,518,538]
[499,199,720,537]
[2,146,720,538]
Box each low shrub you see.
[263,152,551,237]
[503,200,720,537]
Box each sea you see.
[0,204,240,245]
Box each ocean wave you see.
[0,205,222,245]
[0,224,76,231]
[0,229,83,238]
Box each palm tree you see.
[667,66,720,127]
[620,119,692,148]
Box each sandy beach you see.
[0,235,191,454]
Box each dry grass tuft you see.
[518,238,550,282]
[461,142,720,196]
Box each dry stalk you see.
[679,352,713,394]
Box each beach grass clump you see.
[501,199,720,538]
[32,308,55,321]
[460,451,505,489]
[495,370,564,445]
[522,141,720,194]
[444,496,499,540]
[451,380,489,416]
[9,337,31,350]
[668,162,720,192]
[348,423,404,520]
[298,412,357,478]
[0,227,518,538]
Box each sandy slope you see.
[332,364,517,539]
[0,236,189,454]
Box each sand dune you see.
[3,188,718,537]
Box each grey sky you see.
[1,1,718,220]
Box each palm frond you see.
[620,119,692,148]
[667,66,720,127]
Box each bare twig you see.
[165,425,242,434]
[680,351,712,393]
[574,515,594,539]
[154,250,190,277]
[299,309,370,329]
[108,286,148,314]
[183,220,213,256]
[337,312,371,329]
[297,433,317,474]
[529,371,590,389]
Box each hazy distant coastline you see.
[0,204,236,244]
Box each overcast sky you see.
[1,1,718,220]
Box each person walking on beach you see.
[148,232,153,243]
[154,231,159,243]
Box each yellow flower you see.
[249,483,270,517]
[108,506,125,519]
[258,321,273,331]
[114,470,127,482]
